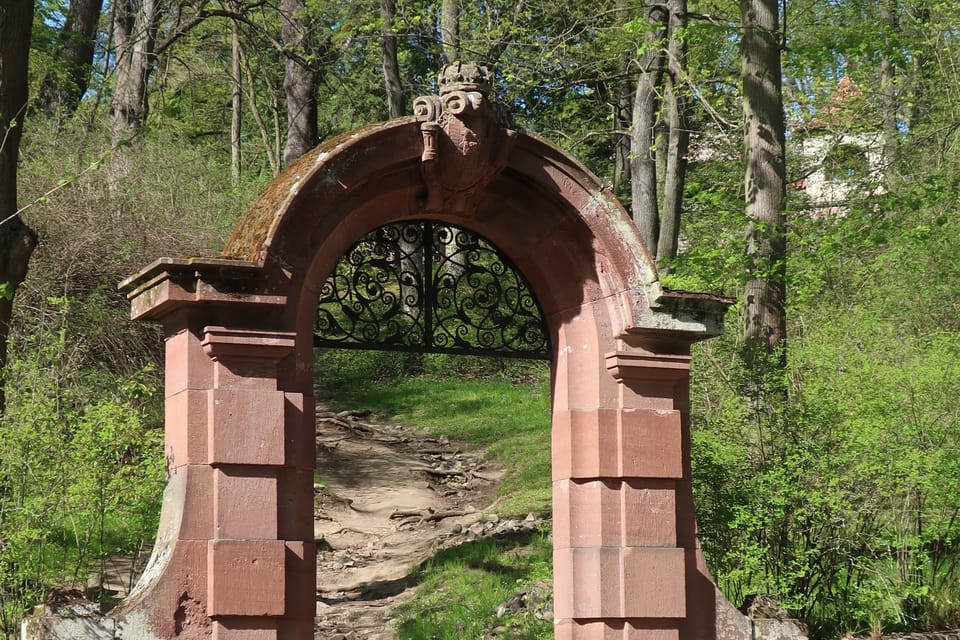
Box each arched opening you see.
[309,218,555,633]
[313,220,551,360]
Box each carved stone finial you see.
[412,62,516,216]
[438,61,494,96]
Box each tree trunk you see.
[612,0,632,200]
[740,0,787,354]
[241,48,280,175]
[108,0,158,199]
[879,0,898,173]
[906,4,932,131]
[630,1,670,253]
[441,0,460,65]
[381,0,404,119]
[614,78,633,200]
[231,17,242,182]
[281,0,319,165]
[0,0,39,412]
[656,84,689,267]
[656,0,690,269]
[110,0,158,143]
[37,0,105,119]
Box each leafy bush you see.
[0,297,163,635]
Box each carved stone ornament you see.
[412,62,517,215]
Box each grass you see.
[394,533,554,640]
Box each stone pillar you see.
[552,345,693,640]
[195,326,315,640]
[102,281,316,639]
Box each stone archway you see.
[92,64,749,639]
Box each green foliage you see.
[821,143,870,182]
[662,154,747,292]
[685,157,960,636]
[0,297,163,636]
[0,91,261,635]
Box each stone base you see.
[21,599,115,640]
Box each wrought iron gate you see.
[315,220,551,359]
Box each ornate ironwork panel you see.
[315,220,551,359]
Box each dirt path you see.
[313,408,507,639]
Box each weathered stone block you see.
[278,469,313,540]
[165,329,214,398]
[621,547,686,618]
[283,541,317,618]
[552,409,620,480]
[283,392,312,471]
[624,625,680,640]
[554,547,622,619]
[619,409,683,478]
[165,389,208,467]
[554,619,624,640]
[212,617,278,639]
[208,389,285,466]
[214,468,278,539]
[621,481,677,547]
[553,479,621,548]
[207,540,285,616]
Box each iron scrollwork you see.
[315,220,550,359]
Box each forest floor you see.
[312,406,539,639]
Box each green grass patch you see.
[395,532,554,640]
[315,350,553,516]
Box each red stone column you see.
[552,343,693,640]
[197,326,315,640]
[112,318,315,639]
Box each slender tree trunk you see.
[656,0,690,269]
[740,0,787,354]
[612,0,633,200]
[879,0,898,173]
[657,84,689,267]
[441,0,460,65]
[0,0,39,413]
[255,60,284,173]
[630,1,669,252]
[37,0,105,119]
[614,78,633,199]
[281,0,319,165]
[241,49,280,175]
[381,0,404,119]
[86,6,115,132]
[906,4,932,131]
[231,17,242,183]
[108,0,158,200]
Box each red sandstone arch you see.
[107,71,750,640]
